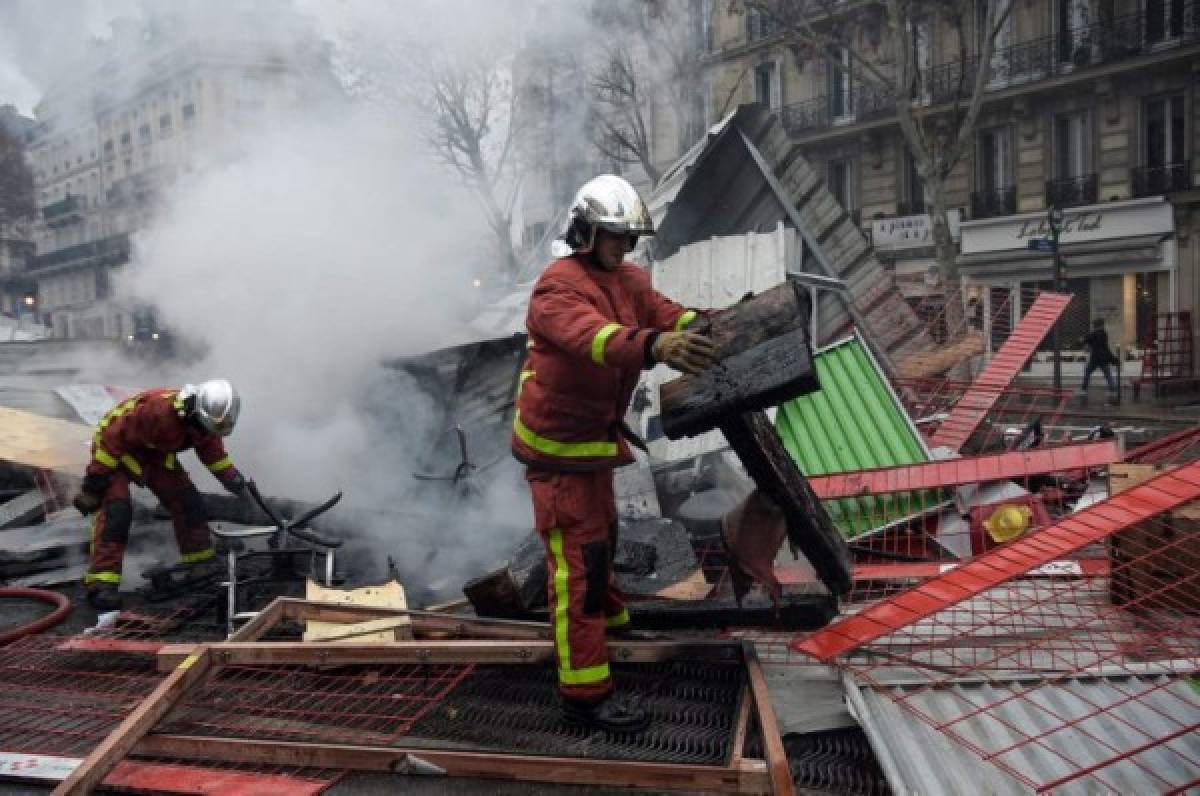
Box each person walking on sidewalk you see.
[1079,318,1119,405]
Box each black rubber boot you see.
[86,584,123,612]
[563,694,650,733]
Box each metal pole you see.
[1051,217,1063,393]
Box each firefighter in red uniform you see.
[72,379,247,611]
[512,175,716,732]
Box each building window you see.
[159,113,172,134]
[103,140,114,158]
[182,103,196,124]
[1135,93,1190,195]
[754,61,781,110]
[1144,94,1186,167]
[138,124,151,145]
[827,158,856,217]
[119,131,131,149]
[747,7,777,42]
[1146,0,1186,44]
[1056,0,1091,64]
[1048,110,1095,206]
[828,47,853,121]
[1053,111,1091,180]
[973,126,1015,218]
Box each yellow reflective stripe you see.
[93,447,119,469]
[120,454,143,477]
[548,528,613,687]
[606,609,631,628]
[207,456,233,473]
[164,453,177,470]
[98,398,137,431]
[84,571,121,585]
[549,528,572,669]
[558,662,611,685]
[181,547,215,564]
[516,369,535,400]
[590,322,622,366]
[675,309,698,331]
[513,412,618,459]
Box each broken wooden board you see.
[0,405,91,472]
[303,580,412,642]
[661,327,819,439]
[720,411,852,597]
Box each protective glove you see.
[73,491,102,516]
[224,472,247,497]
[652,331,716,375]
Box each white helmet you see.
[180,379,240,436]
[561,175,654,254]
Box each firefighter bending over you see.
[73,379,248,611]
[512,175,716,732]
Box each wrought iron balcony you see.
[1045,174,1098,208]
[781,2,1200,136]
[896,200,927,216]
[970,187,1017,219]
[1132,161,1193,197]
[780,82,894,134]
[28,233,130,272]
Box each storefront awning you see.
[958,232,1171,281]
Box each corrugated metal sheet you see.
[647,103,930,366]
[776,334,941,538]
[846,673,1200,796]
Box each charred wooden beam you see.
[721,411,852,596]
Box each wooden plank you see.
[279,598,551,640]
[0,752,327,794]
[51,647,213,796]
[743,643,795,796]
[0,406,92,472]
[701,280,810,360]
[156,639,745,672]
[303,580,411,642]
[304,617,413,642]
[135,735,770,794]
[721,411,852,596]
[729,686,754,766]
[661,328,819,440]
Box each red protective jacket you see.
[85,388,241,486]
[512,255,698,471]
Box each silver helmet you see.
[561,175,654,254]
[180,379,240,437]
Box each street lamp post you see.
[1047,205,1065,392]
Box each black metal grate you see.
[406,661,746,765]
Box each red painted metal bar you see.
[930,292,1072,452]
[776,558,1109,586]
[792,459,1200,661]
[1125,424,1200,464]
[54,639,165,654]
[105,760,329,795]
[807,439,1119,500]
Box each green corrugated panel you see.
[776,337,943,538]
